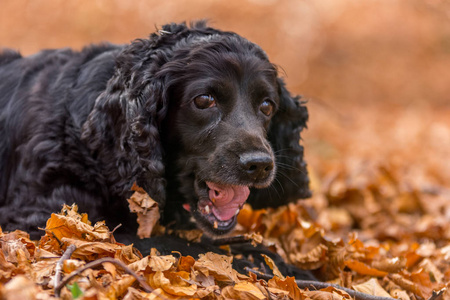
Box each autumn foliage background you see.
[1,0,450,299]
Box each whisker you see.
[276,170,300,188]
[273,148,295,155]
[275,161,308,175]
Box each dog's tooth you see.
[213,221,218,229]
[235,209,240,216]
[205,205,210,214]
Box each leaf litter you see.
[1,106,450,299]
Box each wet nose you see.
[239,152,274,181]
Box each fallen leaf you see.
[194,252,239,283]
[289,243,328,270]
[41,204,110,252]
[261,254,285,279]
[352,278,391,298]
[148,271,197,296]
[2,275,41,300]
[371,256,406,273]
[268,276,305,300]
[221,281,266,300]
[304,289,347,300]
[148,255,176,272]
[344,260,388,277]
[128,183,160,239]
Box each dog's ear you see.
[81,38,169,205]
[247,78,311,209]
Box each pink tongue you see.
[206,182,250,221]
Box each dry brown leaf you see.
[104,274,136,299]
[244,232,264,246]
[123,286,147,300]
[236,204,267,233]
[304,289,347,300]
[391,289,411,300]
[177,255,195,272]
[190,271,220,298]
[261,254,285,279]
[43,204,110,243]
[371,256,406,273]
[123,287,169,300]
[266,287,290,299]
[320,286,352,299]
[148,271,197,296]
[0,251,19,281]
[31,259,58,286]
[388,273,433,299]
[62,259,85,274]
[1,275,41,300]
[418,258,444,283]
[352,278,391,298]
[128,256,150,273]
[173,229,203,243]
[409,269,439,299]
[114,243,141,265]
[221,281,266,300]
[103,261,118,279]
[61,237,119,260]
[289,243,328,270]
[323,238,347,280]
[148,255,176,272]
[128,183,160,239]
[194,252,239,283]
[268,276,305,300]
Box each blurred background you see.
[1,0,450,191]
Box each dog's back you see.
[0,44,121,233]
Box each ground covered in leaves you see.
[1,102,450,300]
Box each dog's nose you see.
[240,152,274,181]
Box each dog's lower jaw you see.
[191,205,238,236]
[180,179,248,235]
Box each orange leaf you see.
[268,276,305,300]
[194,252,239,283]
[352,278,391,298]
[128,183,160,239]
[221,282,266,300]
[344,260,388,277]
[262,254,285,279]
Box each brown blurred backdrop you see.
[1,0,450,185]
[2,0,449,107]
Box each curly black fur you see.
[0,21,309,240]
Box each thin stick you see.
[54,244,77,290]
[211,235,251,246]
[54,257,156,298]
[245,267,396,300]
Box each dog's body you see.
[0,22,310,240]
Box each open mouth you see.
[183,181,250,234]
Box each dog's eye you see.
[260,99,274,116]
[194,94,216,109]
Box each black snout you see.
[240,152,274,181]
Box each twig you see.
[111,223,122,234]
[54,257,157,298]
[211,235,251,246]
[54,244,77,291]
[428,288,446,300]
[245,267,396,300]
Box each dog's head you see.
[83,21,310,235]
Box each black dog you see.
[0,21,309,241]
